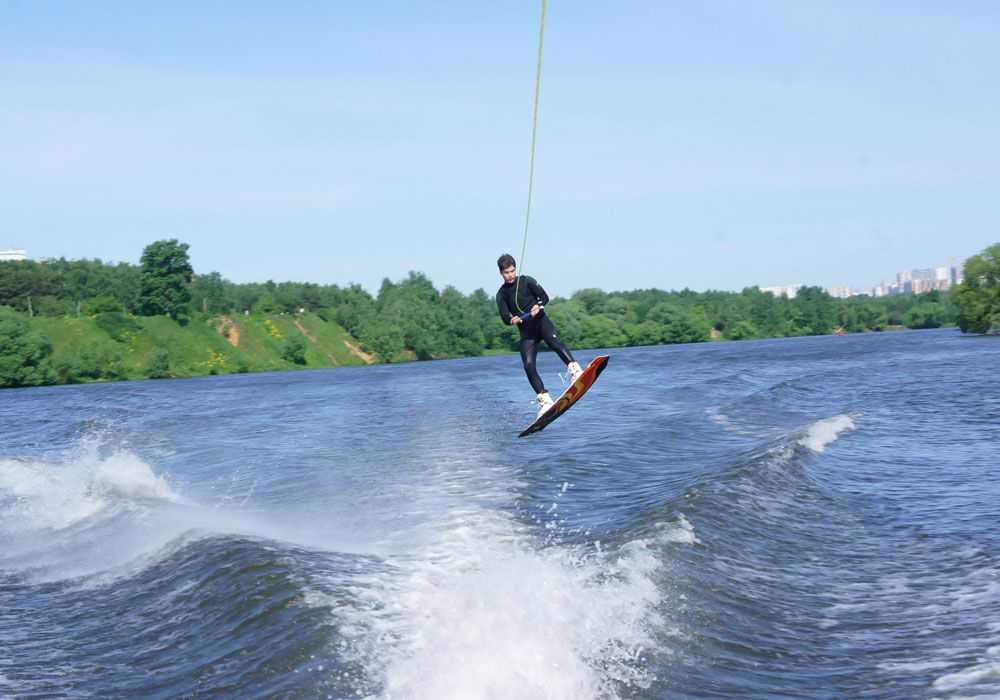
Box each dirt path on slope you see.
[293,319,340,365]
[293,319,317,343]
[343,338,376,364]
[216,316,241,346]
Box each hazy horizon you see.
[3,2,997,298]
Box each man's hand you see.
[530,304,542,317]
[511,315,523,325]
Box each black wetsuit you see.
[496,275,575,394]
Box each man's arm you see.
[527,277,550,306]
[496,291,515,325]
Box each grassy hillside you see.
[29,311,371,383]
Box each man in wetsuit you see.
[495,253,583,417]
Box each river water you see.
[1,328,998,699]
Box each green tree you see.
[34,295,73,317]
[111,262,141,313]
[0,307,54,387]
[437,286,485,357]
[94,312,141,342]
[579,314,628,348]
[624,320,665,345]
[84,295,122,315]
[724,320,759,340]
[138,239,194,320]
[470,288,516,351]
[144,348,171,379]
[328,284,376,338]
[52,345,127,384]
[190,271,228,314]
[362,318,405,362]
[572,288,608,315]
[254,292,278,314]
[664,309,711,344]
[745,287,789,336]
[282,336,308,364]
[903,303,947,329]
[545,300,586,348]
[372,272,447,360]
[646,302,711,344]
[602,295,632,322]
[791,286,835,335]
[955,243,1000,334]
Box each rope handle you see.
[517,304,545,322]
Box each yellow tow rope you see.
[515,0,547,314]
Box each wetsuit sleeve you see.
[527,277,550,306]
[496,290,514,325]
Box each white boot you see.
[566,361,583,383]
[536,392,554,418]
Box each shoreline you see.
[1,325,959,391]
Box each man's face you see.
[500,265,517,284]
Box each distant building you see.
[0,249,27,261]
[910,269,933,293]
[950,266,963,286]
[761,284,803,299]
[879,263,964,295]
[826,286,852,299]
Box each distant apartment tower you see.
[885,263,964,294]
[871,282,890,297]
[909,268,934,294]
[0,249,27,261]
[825,286,852,299]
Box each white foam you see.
[0,441,398,583]
[949,581,1000,611]
[0,450,177,533]
[706,406,732,429]
[878,659,953,674]
[95,455,176,501]
[799,414,856,453]
[657,514,700,545]
[335,508,665,700]
[932,661,1000,692]
[704,406,755,437]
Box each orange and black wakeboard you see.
[519,355,609,437]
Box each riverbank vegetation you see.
[953,243,1000,334]
[1,238,980,389]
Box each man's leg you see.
[538,316,575,365]
[540,316,583,382]
[519,337,545,394]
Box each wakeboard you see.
[519,355,609,437]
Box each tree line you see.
[2,238,998,388]
[953,243,1000,334]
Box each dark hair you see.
[497,253,516,271]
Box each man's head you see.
[497,254,517,284]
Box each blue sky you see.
[2,1,997,297]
